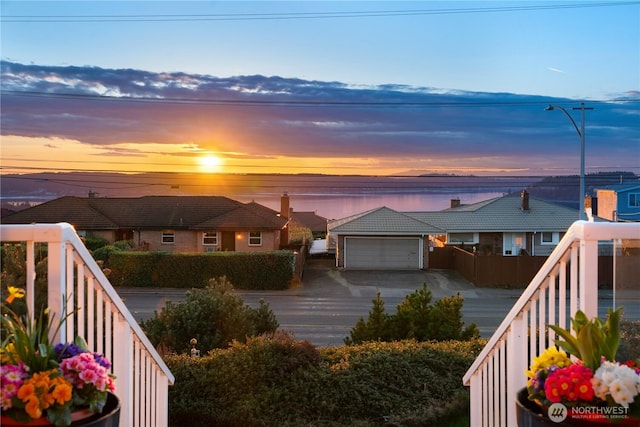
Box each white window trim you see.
[629,192,640,208]
[540,232,560,245]
[248,231,262,246]
[162,231,175,245]
[447,232,479,244]
[202,231,218,246]
[503,232,526,256]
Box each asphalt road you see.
[116,257,639,348]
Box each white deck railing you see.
[463,220,640,427]
[0,223,175,427]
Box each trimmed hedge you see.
[164,335,485,426]
[106,251,294,289]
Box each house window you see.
[629,193,640,207]
[203,232,218,246]
[162,231,175,244]
[448,233,477,244]
[541,232,559,245]
[249,231,262,246]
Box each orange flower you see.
[24,395,42,419]
[16,382,35,400]
[52,379,73,405]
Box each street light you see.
[545,102,593,220]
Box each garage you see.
[344,237,421,269]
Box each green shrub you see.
[164,338,485,426]
[0,243,48,316]
[288,225,313,245]
[82,236,110,251]
[140,277,279,354]
[618,319,640,361]
[107,250,294,289]
[112,239,135,250]
[91,245,122,263]
[346,284,480,345]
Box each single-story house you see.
[327,191,583,270]
[289,211,328,236]
[2,195,289,253]
[596,183,640,222]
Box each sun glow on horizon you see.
[198,155,223,173]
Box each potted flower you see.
[1,286,119,426]
[518,307,640,426]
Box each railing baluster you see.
[488,352,494,427]
[548,275,556,343]
[499,339,506,427]
[48,239,66,343]
[65,244,75,340]
[96,289,104,355]
[135,338,142,427]
[538,287,546,353]
[529,300,536,364]
[77,261,85,339]
[87,275,95,350]
[26,241,35,315]
[570,243,579,316]
[559,259,567,330]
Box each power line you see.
[3,90,635,107]
[2,2,637,23]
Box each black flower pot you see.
[516,388,571,427]
[71,393,121,427]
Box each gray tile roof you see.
[408,194,579,232]
[330,206,444,234]
[329,194,582,235]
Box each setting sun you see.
[198,155,223,173]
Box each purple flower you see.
[55,343,85,360]
[92,352,111,369]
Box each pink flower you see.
[0,363,27,410]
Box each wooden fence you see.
[431,246,638,288]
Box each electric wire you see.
[2,2,638,22]
[2,90,636,107]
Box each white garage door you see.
[345,237,421,269]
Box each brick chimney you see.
[450,198,461,208]
[280,192,289,246]
[280,191,290,219]
[520,190,530,211]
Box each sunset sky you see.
[1,1,639,177]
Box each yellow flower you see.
[0,342,17,364]
[526,347,572,379]
[6,286,25,304]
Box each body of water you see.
[236,191,507,220]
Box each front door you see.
[220,231,236,251]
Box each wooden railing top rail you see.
[463,220,639,386]
[0,222,175,385]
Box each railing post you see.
[507,316,527,427]
[113,313,133,427]
[26,241,35,315]
[47,240,67,343]
[579,239,598,318]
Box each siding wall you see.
[87,229,282,252]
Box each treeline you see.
[527,172,638,205]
